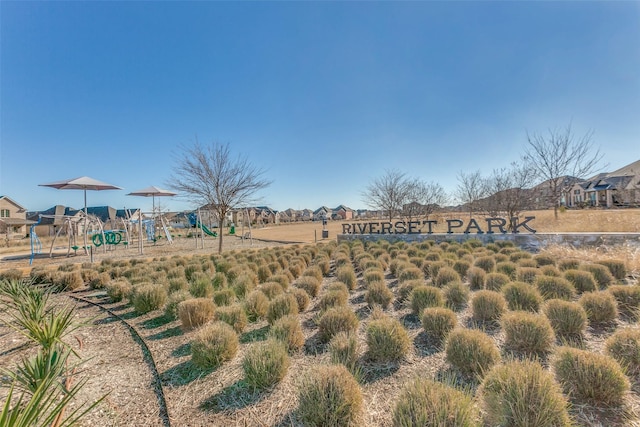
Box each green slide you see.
[196,221,217,237]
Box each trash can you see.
[322,230,329,239]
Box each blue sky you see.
[1,1,639,214]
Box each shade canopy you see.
[126,185,177,198]
[39,176,123,191]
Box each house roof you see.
[0,218,36,226]
[607,159,640,178]
[314,206,330,214]
[333,204,352,212]
[0,196,27,212]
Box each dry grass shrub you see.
[257,264,272,283]
[421,307,457,343]
[366,316,410,362]
[168,277,189,293]
[336,266,358,291]
[178,298,216,330]
[398,266,424,283]
[267,293,299,325]
[581,264,615,288]
[471,290,506,323]
[397,279,423,302]
[516,267,539,284]
[316,258,331,276]
[189,276,213,298]
[244,290,269,322]
[329,332,359,373]
[288,287,310,312]
[558,258,580,271]
[453,259,471,279]
[52,271,84,291]
[132,284,167,314]
[106,279,132,302]
[534,254,556,267]
[502,281,542,312]
[392,378,479,427]
[480,360,571,427]
[191,321,239,369]
[554,346,629,407]
[596,259,628,280]
[215,304,248,333]
[410,285,444,315]
[363,268,385,286]
[474,256,496,273]
[609,285,640,318]
[295,275,321,298]
[319,288,349,311]
[298,364,363,427]
[501,311,555,356]
[443,281,470,311]
[269,314,305,352]
[303,265,324,283]
[211,271,228,289]
[579,291,618,325]
[260,281,285,300]
[269,273,291,290]
[445,329,500,377]
[544,299,587,338]
[318,306,359,343]
[496,261,517,279]
[0,268,23,281]
[509,250,532,263]
[87,271,110,289]
[232,272,257,298]
[540,265,561,277]
[365,280,394,309]
[212,288,236,306]
[564,269,597,294]
[434,266,460,287]
[485,272,510,291]
[606,328,640,376]
[243,338,290,390]
[535,276,576,300]
[467,266,486,290]
[164,289,190,320]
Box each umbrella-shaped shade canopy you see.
[39,176,123,191]
[126,185,177,198]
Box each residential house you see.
[564,160,640,208]
[299,209,313,221]
[256,206,279,225]
[283,208,299,222]
[26,205,83,237]
[0,196,32,238]
[332,205,354,220]
[313,206,331,221]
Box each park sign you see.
[341,216,536,235]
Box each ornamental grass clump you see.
[178,298,215,330]
[319,288,349,312]
[581,264,614,288]
[336,266,358,291]
[244,290,268,322]
[534,254,556,267]
[366,316,410,362]
[189,276,213,298]
[597,259,628,280]
[471,290,506,323]
[502,281,542,312]
[365,281,394,309]
[443,281,470,311]
[303,265,323,283]
[496,261,517,280]
[467,267,486,290]
[535,276,575,301]
[485,272,510,291]
[554,346,629,406]
[318,306,359,343]
[474,256,496,273]
[132,284,167,314]
[398,266,423,283]
[363,268,385,286]
[215,304,248,333]
[516,267,539,284]
[295,276,321,298]
[260,282,284,300]
[212,288,236,306]
[410,286,444,315]
[579,291,618,326]
[480,360,572,427]
[329,332,359,373]
[243,338,289,390]
[558,259,580,271]
[453,260,471,279]
[288,287,310,312]
[606,328,640,375]
[266,293,299,325]
[434,266,460,288]
[269,314,305,352]
[191,321,239,369]
[164,290,190,320]
[106,279,132,303]
[297,364,362,427]
[397,280,423,303]
[608,285,640,318]
[421,307,457,343]
[564,269,597,294]
[501,311,555,357]
[232,273,257,298]
[445,329,500,377]
[392,378,480,427]
[543,299,587,338]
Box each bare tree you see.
[403,179,448,221]
[523,124,604,219]
[362,169,410,221]
[485,161,537,228]
[169,141,271,253]
[456,170,489,217]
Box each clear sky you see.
[1,1,639,214]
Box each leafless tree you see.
[456,170,489,217]
[362,169,410,221]
[485,161,537,228]
[523,124,604,219]
[403,179,448,221]
[169,141,271,253]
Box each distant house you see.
[283,208,299,222]
[256,206,279,224]
[332,205,354,220]
[0,196,32,238]
[564,160,640,208]
[313,206,331,221]
[26,205,83,237]
[300,209,313,221]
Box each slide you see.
[196,220,217,237]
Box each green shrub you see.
[481,360,571,427]
[554,346,629,406]
[421,307,457,343]
[288,287,310,312]
[366,317,410,362]
[445,329,500,377]
[501,311,555,356]
[191,321,239,369]
[212,288,236,306]
[596,259,628,280]
[392,378,480,427]
[242,338,289,390]
[106,279,132,302]
[434,267,460,288]
[295,276,321,298]
[336,266,358,291]
[544,299,587,338]
[502,281,542,312]
[244,290,268,322]
[581,264,614,288]
[471,290,506,323]
[516,267,539,284]
[318,306,359,343]
[608,285,640,318]
[564,269,597,294]
[365,281,394,309]
[410,286,444,315]
[269,314,305,352]
[178,298,215,330]
[215,304,248,333]
[485,272,510,291]
[606,328,640,375]
[579,291,618,325]
[467,267,486,290]
[329,332,359,372]
[164,290,190,320]
[443,281,470,311]
[298,364,362,427]
[536,276,575,300]
[131,284,167,314]
[267,293,299,325]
